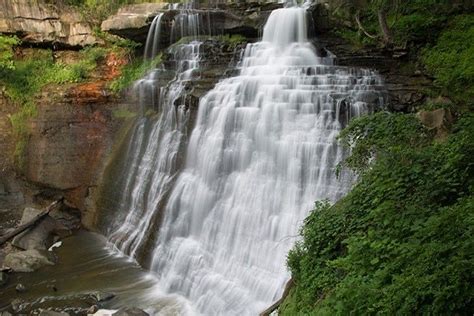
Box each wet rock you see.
[38,310,70,316]
[3,249,56,272]
[89,291,115,302]
[11,298,27,312]
[11,207,66,251]
[47,283,59,292]
[101,3,168,42]
[0,0,100,47]
[0,271,8,286]
[0,311,13,316]
[15,291,115,315]
[93,310,117,316]
[86,305,99,314]
[24,82,129,216]
[16,282,27,293]
[101,3,279,46]
[113,307,149,316]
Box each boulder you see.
[417,108,453,140]
[89,291,115,303]
[101,3,168,42]
[0,0,100,47]
[0,271,8,286]
[11,207,67,251]
[15,283,27,292]
[113,307,149,316]
[38,311,70,316]
[3,249,56,272]
[101,3,279,46]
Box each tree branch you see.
[0,198,63,246]
[355,11,378,40]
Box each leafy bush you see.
[0,46,108,168]
[283,113,474,315]
[60,0,163,25]
[109,54,162,94]
[215,34,247,49]
[422,15,474,105]
[0,35,20,70]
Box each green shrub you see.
[109,54,162,94]
[0,35,20,70]
[422,15,474,106]
[283,113,474,315]
[0,46,108,169]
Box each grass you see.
[109,54,162,94]
[0,44,111,169]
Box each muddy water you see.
[0,231,194,315]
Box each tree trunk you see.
[259,278,294,316]
[378,8,393,45]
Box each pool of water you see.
[0,231,196,315]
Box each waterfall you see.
[104,3,386,315]
[142,6,385,316]
[144,13,164,60]
[107,8,203,262]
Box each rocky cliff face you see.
[103,2,433,113]
[0,49,131,233]
[25,84,125,213]
[101,2,281,44]
[0,0,434,233]
[0,0,100,47]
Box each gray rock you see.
[113,307,149,316]
[12,207,57,250]
[3,249,56,272]
[0,271,8,286]
[101,3,167,36]
[0,0,101,47]
[0,311,13,316]
[38,310,69,316]
[89,291,115,302]
[101,3,272,45]
[86,305,99,314]
[15,283,27,292]
[11,298,26,312]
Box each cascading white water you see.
[141,6,386,316]
[144,14,164,60]
[107,14,203,260]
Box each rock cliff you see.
[0,0,100,47]
[0,0,435,232]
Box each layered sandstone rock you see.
[0,0,100,47]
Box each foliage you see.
[93,28,141,52]
[422,15,474,106]
[0,47,106,105]
[56,0,163,26]
[337,112,431,174]
[109,54,162,94]
[331,0,465,47]
[215,34,247,49]
[0,35,20,70]
[0,46,107,168]
[283,112,474,315]
[173,34,247,49]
